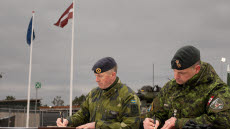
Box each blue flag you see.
[26,17,35,45]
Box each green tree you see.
[5,96,15,100]
[72,96,79,105]
[52,96,64,106]
[72,94,86,105]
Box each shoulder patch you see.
[210,98,224,110]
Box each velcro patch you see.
[131,104,139,114]
[210,98,224,110]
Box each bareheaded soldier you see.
[143,45,230,129]
[57,57,141,128]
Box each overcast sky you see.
[1,0,230,106]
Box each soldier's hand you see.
[161,117,176,129]
[76,122,95,129]
[56,118,68,127]
[143,118,160,129]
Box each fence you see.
[0,108,39,127]
[0,108,76,127]
[0,115,15,127]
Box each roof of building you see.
[0,99,41,103]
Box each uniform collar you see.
[103,77,121,97]
[103,77,119,91]
[182,61,215,87]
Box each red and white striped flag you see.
[54,3,73,28]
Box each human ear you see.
[195,65,201,74]
[112,72,116,77]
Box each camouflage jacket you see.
[68,77,141,129]
[147,62,230,129]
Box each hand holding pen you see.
[56,112,69,127]
[143,116,159,129]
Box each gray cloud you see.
[1,0,230,105]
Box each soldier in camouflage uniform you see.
[143,46,230,129]
[57,57,141,128]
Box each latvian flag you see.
[54,3,73,28]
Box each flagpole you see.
[26,11,35,127]
[69,0,75,116]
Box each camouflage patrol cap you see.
[171,45,200,70]
[92,57,117,74]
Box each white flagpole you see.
[26,11,35,127]
[69,0,75,116]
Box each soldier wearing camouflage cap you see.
[143,45,230,129]
[57,57,141,128]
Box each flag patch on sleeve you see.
[210,98,224,110]
[131,99,136,104]
[207,96,214,106]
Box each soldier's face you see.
[173,65,200,84]
[94,71,116,89]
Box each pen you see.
[60,111,63,123]
[153,115,156,129]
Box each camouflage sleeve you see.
[67,94,90,127]
[146,83,170,128]
[175,87,230,129]
[96,94,141,129]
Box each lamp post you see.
[221,57,226,81]
[227,64,230,87]
[153,63,154,88]
[35,82,41,126]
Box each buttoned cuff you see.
[156,118,161,126]
[66,116,72,126]
[175,119,179,128]
[175,118,189,129]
